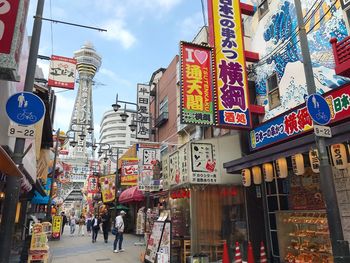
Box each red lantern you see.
[223,188,229,197]
[180,189,187,198]
[186,190,191,198]
[170,192,175,199]
[231,187,238,197]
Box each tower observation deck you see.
[69,42,102,159]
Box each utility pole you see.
[294,0,350,261]
[46,128,60,220]
[0,1,45,262]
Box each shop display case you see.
[276,210,333,263]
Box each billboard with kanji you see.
[180,41,215,125]
[208,0,251,128]
[48,55,77,89]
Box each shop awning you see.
[0,146,22,177]
[224,121,350,173]
[119,186,144,203]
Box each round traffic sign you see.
[5,92,46,126]
[306,94,331,125]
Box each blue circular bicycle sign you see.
[306,94,331,125]
[6,92,45,126]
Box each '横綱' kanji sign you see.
[208,0,251,128]
[180,41,215,125]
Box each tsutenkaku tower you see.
[69,42,101,158]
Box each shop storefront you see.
[224,84,350,262]
[144,135,247,263]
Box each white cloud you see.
[99,67,132,87]
[100,19,136,49]
[179,12,204,40]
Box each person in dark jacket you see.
[91,214,101,243]
[61,212,68,235]
[101,211,111,243]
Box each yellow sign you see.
[99,175,116,203]
[209,0,251,128]
[52,215,62,239]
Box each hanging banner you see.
[208,0,251,128]
[250,84,350,150]
[136,84,151,140]
[0,0,29,81]
[52,215,62,239]
[87,176,99,194]
[121,158,138,186]
[180,41,215,125]
[99,175,116,203]
[47,55,77,89]
[137,143,160,191]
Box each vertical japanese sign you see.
[180,41,215,125]
[178,144,189,183]
[137,143,160,191]
[208,0,251,128]
[48,55,77,89]
[99,175,116,203]
[161,154,170,189]
[87,176,99,194]
[0,0,29,81]
[190,142,218,184]
[137,84,151,140]
[169,151,179,185]
[52,215,62,239]
[121,158,138,186]
[0,0,20,54]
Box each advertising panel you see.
[47,55,77,89]
[121,158,138,186]
[208,0,251,128]
[0,0,29,81]
[250,84,350,150]
[137,143,160,191]
[180,41,215,125]
[99,175,116,203]
[87,176,99,194]
[52,215,62,239]
[136,84,151,139]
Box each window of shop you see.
[258,0,269,19]
[267,73,281,110]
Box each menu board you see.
[145,221,171,263]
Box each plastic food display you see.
[276,211,333,263]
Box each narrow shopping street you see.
[50,228,145,263]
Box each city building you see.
[98,108,139,173]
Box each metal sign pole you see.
[294,0,350,261]
[0,1,45,262]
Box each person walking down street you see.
[91,214,101,243]
[78,215,85,236]
[61,212,68,235]
[113,210,126,253]
[69,213,77,236]
[101,211,111,243]
[86,213,92,236]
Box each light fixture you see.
[331,144,348,170]
[103,156,109,163]
[112,94,121,112]
[98,148,103,157]
[87,126,94,134]
[129,120,137,132]
[276,158,288,178]
[241,169,251,187]
[79,133,86,140]
[262,163,274,182]
[120,111,129,121]
[70,140,78,147]
[252,166,262,185]
[92,144,98,151]
[291,153,305,176]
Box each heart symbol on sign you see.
[194,50,208,65]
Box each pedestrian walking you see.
[61,212,68,235]
[77,215,85,236]
[91,214,101,243]
[101,211,111,243]
[113,210,126,253]
[69,213,77,236]
[86,213,92,236]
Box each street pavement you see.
[50,227,146,263]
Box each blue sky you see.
[27,0,209,136]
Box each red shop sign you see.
[0,0,20,54]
